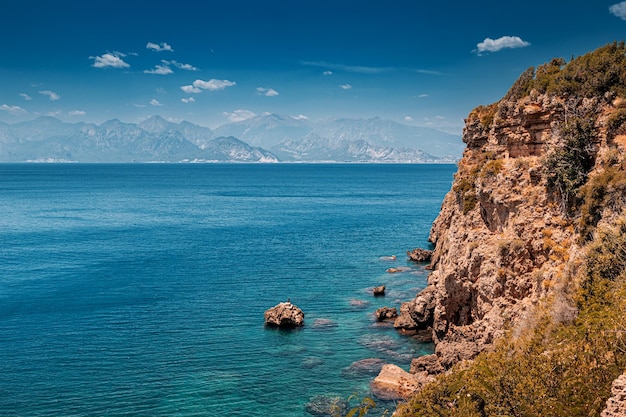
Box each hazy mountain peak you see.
[139,115,175,133]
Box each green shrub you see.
[607,107,626,138]
[544,116,597,214]
[452,152,502,215]
[469,104,498,128]
[503,42,626,101]
[480,159,503,178]
[578,165,626,242]
[504,66,535,101]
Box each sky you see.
[1,0,626,134]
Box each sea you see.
[0,163,456,417]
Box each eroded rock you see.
[410,354,445,375]
[264,301,305,328]
[370,364,431,400]
[373,285,386,296]
[407,248,433,262]
[375,306,398,321]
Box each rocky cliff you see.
[394,47,626,372]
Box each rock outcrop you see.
[601,373,626,417]
[370,364,431,400]
[373,285,386,296]
[264,301,305,328]
[406,248,433,263]
[395,87,626,371]
[374,306,398,321]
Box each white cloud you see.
[167,60,198,71]
[90,52,130,68]
[144,64,174,75]
[291,114,309,120]
[475,36,531,54]
[610,2,626,19]
[39,90,60,100]
[0,104,27,115]
[418,93,429,98]
[20,93,32,101]
[150,99,163,106]
[181,79,236,93]
[340,84,352,90]
[404,116,413,122]
[323,71,333,76]
[194,79,236,91]
[181,97,195,103]
[181,85,202,94]
[69,110,86,116]
[256,87,279,97]
[146,42,174,52]
[223,109,256,122]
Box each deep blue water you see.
[0,163,455,416]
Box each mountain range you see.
[0,115,463,163]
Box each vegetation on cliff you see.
[393,43,626,417]
[505,41,626,100]
[395,219,626,416]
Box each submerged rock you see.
[342,358,386,378]
[312,318,337,329]
[350,299,371,309]
[301,356,325,369]
[386,266,411,273]
[305,395,347,417]
[264,301,305,328]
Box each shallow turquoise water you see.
[0,163,455,416]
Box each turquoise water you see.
[0,163,455,416]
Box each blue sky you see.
[1,0,626,134]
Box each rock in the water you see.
[264,301,305,328]
[305,395,347,417]
[386,266,411,273]
[370,364,430,400]
[375,307,398,321]
[406,248,433,262]
[373,285,386,296]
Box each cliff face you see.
[395,91,626,369]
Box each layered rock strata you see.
[395,91,626,370]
